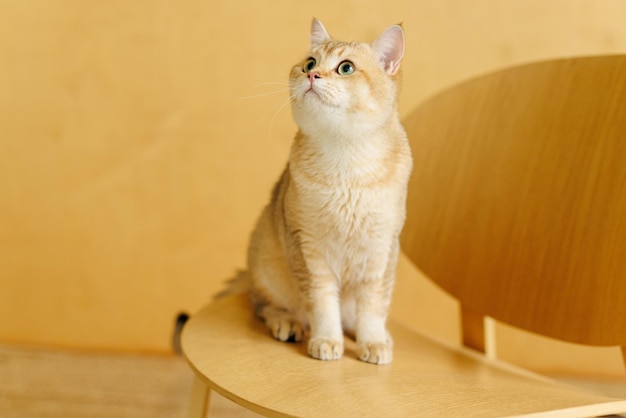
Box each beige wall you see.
[1,1,625,375]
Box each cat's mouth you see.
[305,86,319,97]
[298,82,340,109]
[303,87,325,105]
[304,86,330,104]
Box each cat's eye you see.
[303,58,317,72]
[337,61,355,76]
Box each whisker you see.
[238,89,290,100]
[267,95,295,135]
[242,80,295,140]
[252,81,289,87]
[251,94,292,132]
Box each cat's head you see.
[289,19,405,137]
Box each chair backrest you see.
[400,55,626,354]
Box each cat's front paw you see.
[356,341,393,364]
[268,317,305,343]
[308,337,343,361]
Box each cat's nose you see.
[308,71,322,83]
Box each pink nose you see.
[308,71,321,83]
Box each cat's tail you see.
[172,270,251,354]
[214,269,252,299]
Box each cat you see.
[229,19,412,365]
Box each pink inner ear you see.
[310,19,331,49]
[373,25,405,75]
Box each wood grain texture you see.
[182,295,626,417]
[401,55,626,347]
[0,343,195,418]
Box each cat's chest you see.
[289,182,398,281]
[290,179,398,237]
[317,186,374,227]
[287,139,408,238]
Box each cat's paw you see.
[268,317,305,343]
[356,341,393,365]
[308,337,343,361]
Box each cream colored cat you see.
[242,19,412,364]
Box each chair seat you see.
[182,295,626,417]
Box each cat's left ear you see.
[372,24,405,75]
[310,18,331,49]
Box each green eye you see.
[303,58,316,72]
[337,61,355,76]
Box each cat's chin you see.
[301,90,339,109]
[303,89,322,104]
[292,106,346,134]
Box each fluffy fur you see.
[237,19,412,364]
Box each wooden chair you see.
[182,55,626,417]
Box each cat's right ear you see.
[310,18,331,49]
[372,24,405,75]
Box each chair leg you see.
[461,306,485,354]
[189,374,211,418]
[621,346,626,373]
